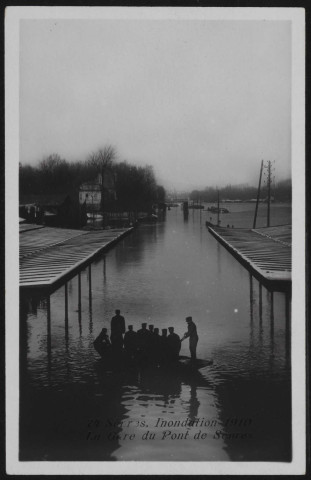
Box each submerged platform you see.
[206,223,291,291]
[20,225,133,290]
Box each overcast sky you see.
[20,19,291,190]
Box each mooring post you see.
[47,295,52,381]
[270,291,274,336]
[249,273,254,324]
[65,282,68,322]
[78,273,82,336]
[259,283,263,324]
[249,274,254,344]
[269,291,275,359]
[65,283,69,351]
[258,284,263,346]
[103,256,106,278]
[88,264,93,334]
[78,307,82,337]
[78,272,81,310]
[88,264,92,298]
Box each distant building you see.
[79,179,102,212]
[79,173,116,213]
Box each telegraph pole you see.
[266,160,272,227]
[101,165,105,229]
[253,160,263,229]
[217,189,220,226]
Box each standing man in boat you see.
[147,324,156,363]
[124,325,138,359]
[167,327,181,362]
[160,328,169,365]
[153,327,161,364]
[110,309,126,351]
[181,316,199,361]
[137,322,150,361]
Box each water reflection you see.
[19,205,292,461]
[139,368,182,403]
[114,227,156,272]
[249,274,254,323]
[188,383,200,422]
[212,275,291,461]
[87,265,93,334]
[211,354,291,461]
[103,256,106,281]
[249,274,255,348]
[259,282,263,324]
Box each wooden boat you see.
[95,348,212,372]
[207,206,229,213]
[177,355,213,369]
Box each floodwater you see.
[20,203,292,461]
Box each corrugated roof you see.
[20,226,133,289]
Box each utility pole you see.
[92,195,94,226]
[266,160,272,227]
[217,189,220,226]
[101,166,105,229]
[253,160,263,229]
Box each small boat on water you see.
[177,356,213,369]
[207,206,229,214]
[166,202,180,208]
[95,349,212,372]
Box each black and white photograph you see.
[5,6,305,475]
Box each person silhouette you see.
[181,316,199,361]
[110,309,125,351]
[94,327,111,357]
[167,327,181,362]
[137,323,149,362]
[124,325,138,358]
[152,327,161,365]
[160,328,169,365]
[147,324,156,363]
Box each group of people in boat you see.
[94,309,199,365]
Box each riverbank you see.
[203,202,291,229]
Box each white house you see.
[79,173,116,212]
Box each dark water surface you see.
[20,203,291,461]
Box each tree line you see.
[19,147,166,212]
[189,179,291,203]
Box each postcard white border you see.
[5,6,306,475]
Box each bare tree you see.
[87,146,117,177]
[87,146,117,222]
